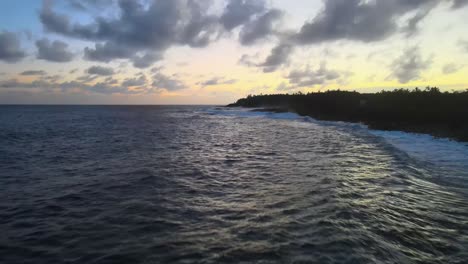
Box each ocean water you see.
[1,105,467,264]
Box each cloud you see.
[259,43,293,72]
[390,46,432,83]
[239,9,283,45]
[36,38,74,62]
[21,70,47,76]
[132,52,162,69]
[84,82,132,94]
[226,0,468,72]
[452,0,468,9]
[286,63,341,88]
[122,75,147,87]
[459,39,468,52]
[294,0,441,45]
[0,79,51,89]
[76,74,98,83]
[40,0,280,68]
[41,0,221,67]
[199,77,237,86]
[40,0,71,35]
[87,66,114,76]
[238,54,258,67]
[152,71,186,91]
[67,0,114,11]
[220,0,284,46]
[0,77,134,94]
[201,78,221,86]
[84,42,134,62]
[40,74,62,82]
[442,63,463,74]
[3,66,159,95]
[276,82,295,91]
[220,0,266,30]
[0,31,26,63]
[67,0,87,11]
[103,76,118,85]
[402,9,432,37]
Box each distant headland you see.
[227,87,468,142]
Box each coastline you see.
[249,107,468,142]
[227,90,468,142]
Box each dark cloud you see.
[40,0,280,68]
[0,77,133,94]
[76,74,98,83]
[259,43,293,72]
[40,74,62,82]
[220,0,266,30]
[103,76,119,85]
[152,72,186,91]
[84,42,134,62]
[442,63,463,74]
[238,44,293,72]
[0,31,26,63]
[132,52,162,69]
[239,9,283,45]
[85,82,134,94]
[58,80,134,94]
[199,77,237,86]
[241,0,461,72]
[295,0,444,45]
[238,54,258,67]
[40,0,71,35]
[200,78,221,86]
[41,0,222,68]
[452,0,468,8]
[294,0,468,44]
[390,46,432,83]
[122,75,147,87]
[87,66,114,76]
[36,38,74,62]
[21,70,47,76]
[286,64,341,88]
[0,79,51,89]
[402,9,431,37]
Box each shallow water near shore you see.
[1,105,468,264]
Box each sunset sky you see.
[0,0,467,104]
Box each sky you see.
[0,0,467,105]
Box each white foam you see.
[207,107,468,177]
[369,129,468,175]
[206,108,304,120]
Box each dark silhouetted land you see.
[228,87,468,141]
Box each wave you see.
[369,129,468,186]
[206,107,468,182]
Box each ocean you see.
[1,105,467,264]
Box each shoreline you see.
[227,90,468,142]
[247,107,467,142]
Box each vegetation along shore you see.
[227,87,468,142]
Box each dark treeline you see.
[228,87,468,141]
